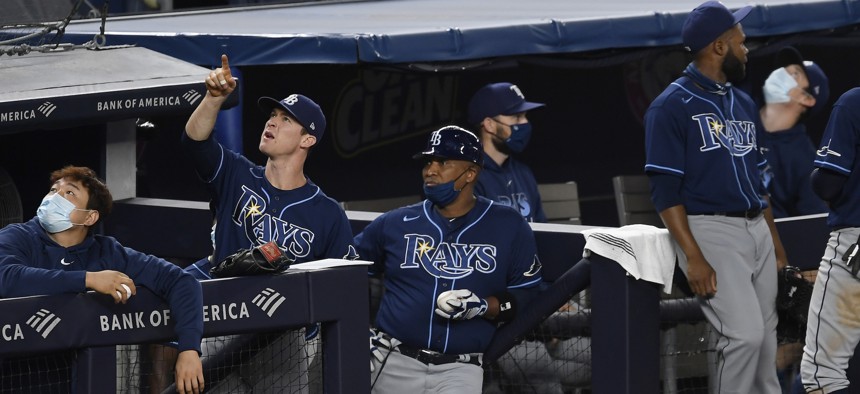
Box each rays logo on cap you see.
[430,130,442,146]
[509,85,525,99]
[257,94,326,139]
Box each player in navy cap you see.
[183,54,354,272]
[644,1,789,392]
[799,87,860,393]
[468,82,547,222]
[182,54,356,389]
[357,125,542,393]
[758,46,830,218]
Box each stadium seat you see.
[611,175,662,227]
[537,181,581,224]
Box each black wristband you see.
[493,292,517,323]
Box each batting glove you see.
[369,328,396,372]
[434,289,488,320]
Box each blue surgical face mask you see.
[36,193,89,233]
[505,122,532,153]
[763,67,798,104]
[424,169,470,207]
[491,118,532,154]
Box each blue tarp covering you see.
[60,0,860,67]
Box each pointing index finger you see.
[221,54,230,72]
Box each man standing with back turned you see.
[644,2,789,393]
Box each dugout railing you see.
[0,208,838,393]
[0,264,368,393]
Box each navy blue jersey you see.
[759,124,827,218]
[0,218,203,352]
[182,135,356,264]
[644,72,768,213]
[813,87,860,228]
[475,153,546,222]
[355,197,542,355]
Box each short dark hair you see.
[49,166,113,222]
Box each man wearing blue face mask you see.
[355,126,542,393]
[467,82,546,222]
[0,166,205,394]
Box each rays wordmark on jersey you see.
[232,186,315,258]
[497,193,531,217]
[401,234,497,279]
[692,113,756,156]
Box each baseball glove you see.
[776,265,814,344]
[210,241,293,278]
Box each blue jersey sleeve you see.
[181,132,225,184]
[322,207,358,260]
[0,223,86,297]
[644,103,686,176]
[814,92,860,176]
[115,245,204,353]
[354,214,386,275]
[506,219,543,290]
[184,257,213,280]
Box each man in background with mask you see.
[468,82,572,392]
[756,46,830,392]
[758,46,830,218]
[356,126,542,393]
[0,165,205,394]
[467,82,546,222]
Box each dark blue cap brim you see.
[733,5,753,24]
[502,101,545,116]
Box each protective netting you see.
[483,293,593,394]
[0,0,106,56]
[0,351,76,393]
[121,329,322,393]
[0,327,321,394]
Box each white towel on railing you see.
[581,225,676,293]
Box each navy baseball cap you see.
[682,1,753,53]
[413,126,483,166]
[257,94,326,140]
[467,82,545,125]
[776,46,830,115]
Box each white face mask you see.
[763,67,798,104]
[36,193,89,233]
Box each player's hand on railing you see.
[84,270,136,304]
[434,289,488,320]
[175,349,204,394]
[205,54,238,98]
